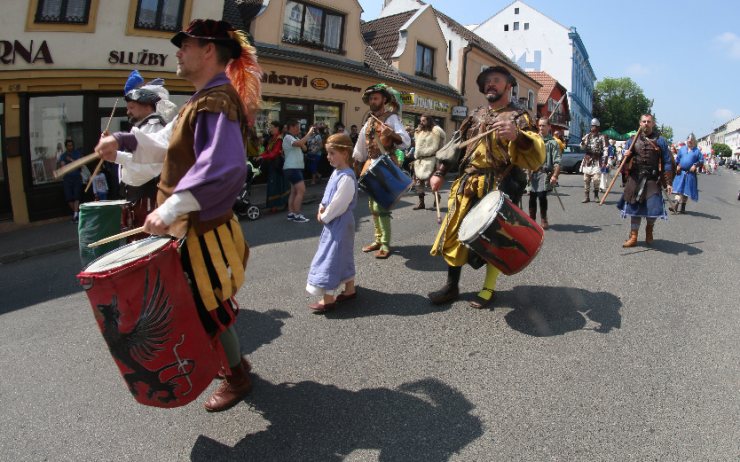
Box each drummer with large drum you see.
[428,66,545,309]
[352,84,411,259]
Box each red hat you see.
[171,19,242,59]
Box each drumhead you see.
[80,200,130,208]
[84,236,172,273]
[458,190,505,242]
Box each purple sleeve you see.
[113,132,138,152]
[174,111,247,220]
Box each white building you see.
[472,0,596,144]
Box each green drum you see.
[78,200,131,268]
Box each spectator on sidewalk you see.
[92,171,109,201]
[283,119,315,223]
[57,139,82,222]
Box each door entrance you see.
[0,100,12,220]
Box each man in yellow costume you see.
[429,66,545,309]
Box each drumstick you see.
[369,113,390,130]
[87,226,145,248]
[53,152,99,179]
[85,99,120,193]
[435,191,442,224]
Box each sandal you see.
[469,288,496,309]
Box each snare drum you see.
[458,190,544,275]
[78,237,222,408]
[358,154,412,209]
[78,200,132,268]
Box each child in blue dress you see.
[306,133,358,312]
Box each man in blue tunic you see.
[618,114,673,247]
[669,133,703,214]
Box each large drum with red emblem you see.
[458,190,544,275]
[78,237,223,408]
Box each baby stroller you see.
[233,158,262,220]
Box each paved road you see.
[1,171,738,461]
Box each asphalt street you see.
[0,171,738,461]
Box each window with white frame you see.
[35,0,91,24]
[282,1,345,54]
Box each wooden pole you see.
[85,99,119,193]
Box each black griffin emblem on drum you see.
[97,270,195,403]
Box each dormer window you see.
[282,1,345,54]
[416,43,435,79]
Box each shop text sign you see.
[109,49,168,66]
[410,95,450,113]
[262,71,361,93]
[0,40,53,65]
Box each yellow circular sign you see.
[311,78,329,90]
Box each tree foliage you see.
[657,124,674,142]
[712,143,732,157]
[593,77,652,134]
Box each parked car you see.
[560,145,585,173]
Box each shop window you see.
[28,95,84,186]
[255,100,282,140]
[134,0,184,32]
[282,1,345,54]
[313,104,340,132]
[415,43,435,79]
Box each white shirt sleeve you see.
[156,190,201,226]
[319,176,355,223]
[352,121,369,163]
[387,114,411,151]
[131,117,176,164]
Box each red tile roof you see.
[526,71,561,104]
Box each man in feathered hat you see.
[352,83,411,259]
[428,65,545,309]
[95,19,262,412]
[112,71,177,230]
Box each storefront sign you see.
[452,106,468,118]
[262,70,361,92]
[109,49,168,66]
[262,71,308,87]
[311,78,329,90]
[410,95,450,113]
[0,40,53,65]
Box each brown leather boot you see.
[413,194,425,210]
[204,358,252,412]
[622,230,638,248]
[645,224,654,244]
[582,191,590,203]
[216,356,251,380]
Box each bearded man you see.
[411,115,446,210]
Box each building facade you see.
[379,0,542,123]
[472,0,596,145]
[526,71,569,131]
[1,0,463,224]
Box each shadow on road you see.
[680,210,721,220]
[548,223,603,234]
[491,285,622,336]
[232,309,291,356]
[190,376,483,462]
[323,286,448,318]
[395,244,446,272]
[622,240,704,256]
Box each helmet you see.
[590,118,600,127]
[125,88,161,106]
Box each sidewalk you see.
[0,178,325,265]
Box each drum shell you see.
[358,155,412,209]
[461,194,544,275]
[78,239,222,408]
[78,200,132,268]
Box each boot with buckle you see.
[204,358,252,412]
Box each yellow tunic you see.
[431,106,545,267]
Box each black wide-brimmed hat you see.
[476,65,516,93]
[171,19,242,59]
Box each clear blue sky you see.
[358,0,740,142]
